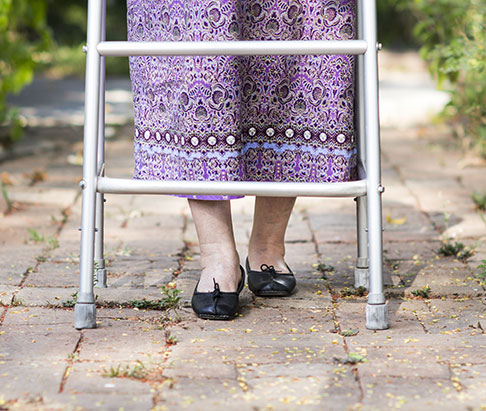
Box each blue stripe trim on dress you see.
[135,141,357,160]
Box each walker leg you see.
[366,302,389,330]
[355,196,369,289]
[354,4,369,291]
[75,0,104,329]
[361,0,389,330]
[94,0,107,289]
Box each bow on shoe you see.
[260,264,280,277]
[211,278,221,311]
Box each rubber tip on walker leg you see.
[366,303,389,330]
[354,267,369,289]
[74,303,97,329]
[95,268,108,288]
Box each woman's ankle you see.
[247,244,288,273]
[197,250,241,292]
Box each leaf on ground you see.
[386,214,406,225]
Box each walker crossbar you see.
[97,40,368,56]
[75,0,389,331]
[97,177,368,197]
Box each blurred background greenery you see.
[1,0,485,157]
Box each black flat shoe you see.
[246,258,296,297]
[191,266,245,320]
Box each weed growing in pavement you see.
[62,292,78,308]
[67,352,79,361]
[340,329,359,337]
[477,260,486,286]
[164,330,178,346]
[161,282,181,311]
[11,297,23,307]
[438,240,475,262]
[28,228,45,243]
[340,286,367,298]
[47,236,59,250]
[315,262,335,280]
[1,183,13,214]
[411,285,432,299]
[128,299,167,311]
[472,192,486,212]
[334,352,367,365]
[102,361,149,380]
[127,283,181,316]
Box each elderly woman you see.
[127,0,357,319]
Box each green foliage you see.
[472,191,486,212]
[102,361,148,380]
[377,0,419,48]
[1,182,12,213]
[438,240,474,262]
[43,0,129,77]
[340,329,359,337]
[340,286,368,298]
[315,262,335,280]
[128,299,167,311]
[406,0,486,157]
[61,292,78,308]
[160,283,182,313]
[411,285,431,299]
[334,352,368,365]
[28,228,45,243]
[0,0,50,146]
[478,260,486,285]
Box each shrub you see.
[405,0,486,157]
[0,0,50,147]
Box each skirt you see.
[127,0,357,200]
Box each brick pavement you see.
[1,54,486,410]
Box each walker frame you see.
[75,0,389,330]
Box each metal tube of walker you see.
[362,0,385,305]
[97,39,368,56]
[77,0,103,305]
[94,0,107,288]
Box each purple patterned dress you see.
[127,0,357,200]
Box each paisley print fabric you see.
[127,0,357,200]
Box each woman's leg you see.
[248,197,296,272]
[188,199,241,292]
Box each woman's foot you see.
[187,199,243,320]
[247,196,297,296]
[245,257,296,297]
[192,265,245,320]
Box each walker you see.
[75,0,389,330]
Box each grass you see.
[102,361,148,380]
[438,240,474,262]
[411,285,432,299]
